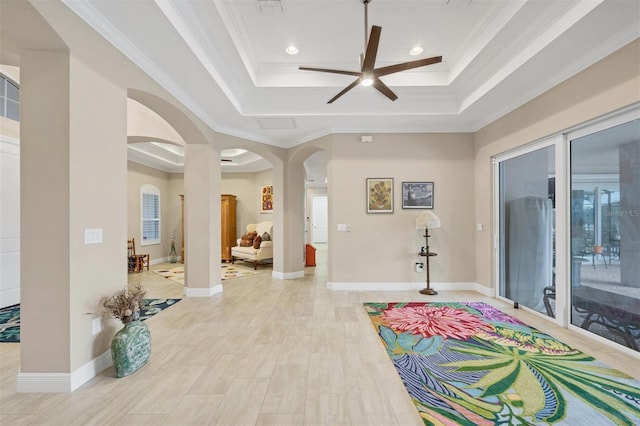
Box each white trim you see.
[140,184,161,246]
[17,350,112,393]
[326,281,493,296]
[272,270,304,280]
[0,134,19,146]
[564,102,640,141]
[16,372,71,393]
[150,256,183,265]
[554,134,570,327]
[492,134,557,163]
[492,135,561,309]
[568,323,640,361]
[70,350,112,391]
[184,284,223,297]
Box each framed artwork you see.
[261,185,273,213]
[402,182,434,209]
[367,178,394,213]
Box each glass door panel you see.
[499,145,556,316]
[570,119,640,351]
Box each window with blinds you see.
[141,184,160,245]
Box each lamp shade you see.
[415,211,441,229]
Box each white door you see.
[311,195,328,244]
[1,136,20,308]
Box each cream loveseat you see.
[231,221,273,270]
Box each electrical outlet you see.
[92,317,101,335]
[415,262,424,273]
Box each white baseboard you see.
[17,350,112,393]
[184,284,223,297]
[272,270,304,280]
[150,256,182,265]
[326,281,493,296]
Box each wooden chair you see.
[127,238,149,273]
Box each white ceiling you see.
[61,0,639,175]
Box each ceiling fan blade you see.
[372,78,398,101]
[299,67,362,77]
[327,78,361,104]
[374,56,443,77]
[361,25,382,72]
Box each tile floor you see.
[1,246,638,425]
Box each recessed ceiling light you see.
[410,46,423,56]
[286,45,299,55]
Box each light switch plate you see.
[84,228,103,244]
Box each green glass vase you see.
[169,242,178,263]
[111,320,151,378]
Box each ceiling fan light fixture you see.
[285,45,299,55]
[299,0,442,103]
[360,76,374,86]
[410,46,423,56]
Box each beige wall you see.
[68,57,128,372]
[167,173,184,259]
[221,173,260,236]
[126,164,184,263]
[126,167,275,263]
[473,39,640,289]
[127,162,172,261]
[328,133,476,284]
[127,98,186,145]
[20,48,128,375]
[220,169,276,244]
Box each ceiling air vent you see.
[257,0,283,13]
[256,117,296,130]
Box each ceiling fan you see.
[299,0,442,104]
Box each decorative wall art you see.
[367,178,394,213]
[261,185,273,213]
[402,181,434,209]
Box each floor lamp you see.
[416,211,441,295]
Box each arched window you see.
[141,184,160,245]
[0,74,19,121]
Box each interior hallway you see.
[1,246,638,425]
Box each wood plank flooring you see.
[1,247,638,425]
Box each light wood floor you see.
[1,246,638,425]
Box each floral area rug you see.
[364,302,640,425]
[0,298,180,343]
[154,263,259,285]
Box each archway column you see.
[272,161,305,279]
[19,49,128,392]
[183,143,222,295]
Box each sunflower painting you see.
[367,178,393,213]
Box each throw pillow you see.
[253,234,262,249]
[261,232,271,241]
[240,231,257,247]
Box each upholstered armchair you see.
[231,221,273,269]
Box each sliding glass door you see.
[569,119,640,351]
[494,109,639,351]
[497,144,556,316]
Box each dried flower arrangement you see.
[99,283,147,324]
